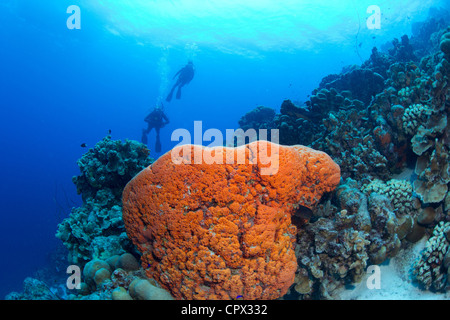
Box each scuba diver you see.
[166,61,195,102]
[142,105,169,153]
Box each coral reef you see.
[414,140,449,204]
[232,22,450,298]
[307,87,366,117]
[361,179,416,218]
[56,195,132,264]
[402,104,432,136]
[362,47,394,79]
[311,108,390,182]
[412,222,450,291]
[388,35,417,63]
[7,11,450,302]
[411,9,450,58]
[440,29,450,56]
[238,105,276,132]
[289,177,420,299]
[317,68,385,106]
[56,137,153,265]
[274,100,317,146]
[72,253,174,300]
[5,278,60,300]
[294,214,371,299]
[122,141,340,300]
[72,136,152,202]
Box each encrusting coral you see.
[122,141,340,300]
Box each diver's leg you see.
[176,83,183,99]
[166,85,174,102]
[142,126,152,144]
[166,82,178,102]
[155,127,162,153]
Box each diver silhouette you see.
[166,61,195,102]
[142,105,169,153]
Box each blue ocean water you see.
[0,0,449,299]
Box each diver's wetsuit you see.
[142,108,169,153]
[166,62,195,102]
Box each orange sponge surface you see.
[122,141,340,300]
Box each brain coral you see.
[122,141,340,300]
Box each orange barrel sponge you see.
[122,141,340,300]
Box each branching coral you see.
[362,179,416,217]
[122,141,340,300]
[412,222,450,291]
[402,104,432,135]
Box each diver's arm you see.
[162,113,170,125]
[172,68,183,79]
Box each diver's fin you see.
[176,86,182,99]
[166,85,176,102]
[141,130,148,145]
[155,139,161,153]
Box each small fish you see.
[358,42,362,48]
[372,36,376,39]
[294,205,313,221]
[80,143,87,148]
[291,205,314,228]
[108,129,112,134]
